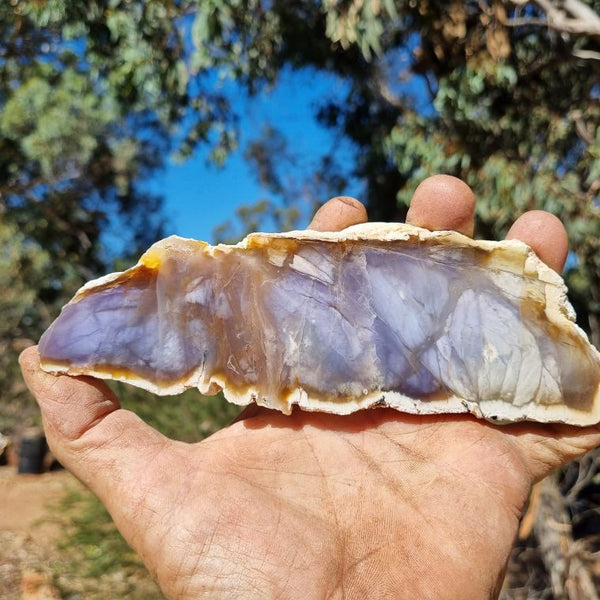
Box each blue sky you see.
[150,67,360,243]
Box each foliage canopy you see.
[1,0,599,423]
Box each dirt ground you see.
[0,466,80,600]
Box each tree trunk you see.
[533,473,599,600]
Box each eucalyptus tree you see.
[2,0,599,420]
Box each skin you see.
[19,175,600,599]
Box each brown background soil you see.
[0,466,79,599]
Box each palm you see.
[124,410,543,599]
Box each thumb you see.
[19,346,170,508]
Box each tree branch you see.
[572,48,600,60]
[505,0,600,36]
[534,473,600,600]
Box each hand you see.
[19,175,600,600]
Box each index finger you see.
[307,196,368,231]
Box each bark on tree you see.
[533,473,599,600]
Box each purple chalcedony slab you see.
[39,223,600,425]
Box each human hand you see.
[19,175,600,599]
